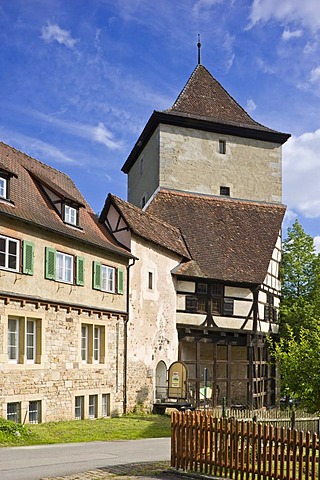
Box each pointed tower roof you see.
[165,64,275,132]
[122,65,290,173]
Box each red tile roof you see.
[101,194,190,259]
[0,142,131,257]
[165,65,281,133]
[147,189,286,285]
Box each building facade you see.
[0,142,131,423]
[106,64,290,410]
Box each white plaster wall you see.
[127,235,182,409]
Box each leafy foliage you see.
[274,219,320,412]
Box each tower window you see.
[219,140,226,154]
[220,186,230,196]
[141,195,146,208]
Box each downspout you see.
[123,258,136,414]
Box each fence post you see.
[222,397,227,418]
[291,410,296,430]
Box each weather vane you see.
[197,34,201,65]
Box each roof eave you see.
[121,111,291,174]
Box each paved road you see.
[0,437,171,480]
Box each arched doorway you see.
[155,361,167,401]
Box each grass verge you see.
[0,413,171,447]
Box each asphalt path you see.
[0,437,171,480]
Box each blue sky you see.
[0,0,320,250]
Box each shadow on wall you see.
[134,386,150,412]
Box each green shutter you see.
[117,267,124,295]
[76,256,85,286]
[93,261,101,289]
[22,240,34,275]
[45,247,56,280]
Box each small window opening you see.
[219,140,226,154]
[140,158,144,175]
[220,186,230,196]
[141,195,146,208]
[148,271,153,290]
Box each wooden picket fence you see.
[171,410,320,479]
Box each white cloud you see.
[282,28,303,41]
[246,98,256,112]
[309,66,320,83]
[283,129,320,218]
[41,23,78,49]
[0,128,78,165]
[193,0,223,16]
[314,236,320,253]
[248,0,320,31]
[26,111,124,150]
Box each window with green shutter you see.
[76,256,85,286]
[22,241,34,275]
[93,261,101,289]
[45,247,56,280]
[117,267,124,295]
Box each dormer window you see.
[0,176,7,199]
[64,204,78,226]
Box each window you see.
[93,262,123,294]
[186,296,198,312]
[88,394,98,419]
[211,284,224,315]
[140,158,144,175]
[185,296,206,313]
[81,323,105,364]
[0,176,7,199]
[197,283,207,294]
[8,316,42,364]
[8,318,19,362]
[64,204,78,226]
[81,325,89,363]
[102,394,110,417]
[101,265,115,292]
[223,298,234,316]
[0,235,19,272]
[26,320,37,362]
[75,396,84,420]
[45,248,84,285]
[56,251,73,283]
[219,140,226,154]
[220,186,230,196]
[264,293,277,322]
[29,400,41,424]
[148,271,154,290]
[7,402,21,423]
[141,195,146,208]
[93,326,102,363]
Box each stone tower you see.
[122,65,290,208]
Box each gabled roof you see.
[101,194,190,259]
[0,142,131,258]
[147,189,286,285]
[122,65,290,174]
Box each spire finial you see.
[197,34,201,65]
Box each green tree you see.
[274,321,320,412]
[273,219,320,412]
[281,219,316,301]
